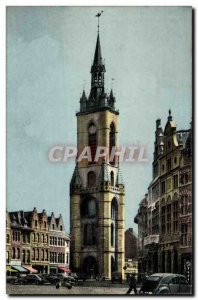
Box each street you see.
[6,283,139,295]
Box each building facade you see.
[48,213,70,273]
[134,112,192,279]
[6,208,70,274]
[125,228,138,260]
[70,30,125,279]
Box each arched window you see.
[88,123,97,164]
[12,247,15,259]
[111,198,118,220]
[35,220,37,227]
[17,248,20,259]
[111,171,114,186]
[22,250,25,263]
[111,223,114,247]
[81,198,97,219]
[42,249,44,261]
[109,123,115,165]
[98,72,102,83]
[42,234,45,243]
[60,225,63,231]
[37,233,39,242]
[87,171,96,187]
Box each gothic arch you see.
[82,256,98,278]
[80,197,98,219]
[87,171,96,187]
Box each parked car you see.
[139,273,192,295]
[43,274,59,285]
[57,273,76,285]
[111,271,122,284]
[20,274,45,285]
[76,273,86,282]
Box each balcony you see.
[144,235,159,246]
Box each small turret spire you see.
[168,109,173,121]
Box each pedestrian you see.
[126,273,137,295]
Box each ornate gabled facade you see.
[48,213,70,273]
[6,208,69,275]
[134,111,192,280]
[70,29,125,279]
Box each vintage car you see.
[139,273,192,295]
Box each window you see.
[181,195,188,215]
[45,249,48,261]
[17,248,20,259]
[109,123,115,165]
[6,234,10,244]
[167,158,172,172]
[161,206,166,234]
[50,236,52,245]
[88,123,97,164]
[37,233,39,242]
[181,224,188,246]
[162,164,165,172]
[111,199,117,220]
[161,181,165,195]
[173,174,178,189]
[167,204,171,233]
[87,171,96,187]
[52,224,55,230]
[27,250,30,263]
[81,198,97,219]
[66,253,69,264]
[111,171,114,186]
[174,157,177,164]
[60,225,63,231]
[173,201,178,232]
[111,223,115,247]
[44,221,47,229]
[42,249,44,261]
[35,220,38,227]
[23,235,26,243]
[42,234,45,243]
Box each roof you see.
[93,33,102,65]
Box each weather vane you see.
[95,11,104,33]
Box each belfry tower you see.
[70,19,125,279]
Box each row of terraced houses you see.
[6,208,70,274]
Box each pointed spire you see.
[93,34,102,66]
[168,109,172,121]
[110,89,114,98]
[80,89,87,103]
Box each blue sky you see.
[7,7,192,232]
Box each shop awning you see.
[58,267,71,273]
[6,266,17,273]
[22,265,38,273]
[12,265,28,273]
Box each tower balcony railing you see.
[78,184,123,193]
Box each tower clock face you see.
[88,124,96,134]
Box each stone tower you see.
[70,30,125,279]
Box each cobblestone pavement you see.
[7,284,139,295]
